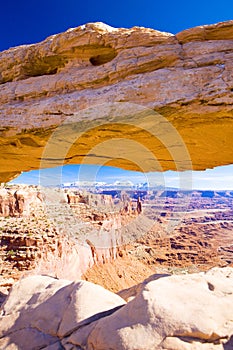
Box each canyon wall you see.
[0,21,233,182]
[0,187,137,281]
[0,187,42,217]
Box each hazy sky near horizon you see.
[1,0,233,51]
[10,164,233,191]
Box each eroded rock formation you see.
[0,268,233,349]
[0,21,233,182]
[0,186,143,284]
[0,187,42,217]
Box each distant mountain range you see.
[61,182,233,199]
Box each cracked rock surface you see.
[0,275,125,349]
[0,21,233,182]
[0,267,233,349]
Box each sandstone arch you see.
[0,21,232,182]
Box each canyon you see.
[0,20,233,349]
[0,185,233,349]
[0,185,232,288]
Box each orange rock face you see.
[0,21,233,182]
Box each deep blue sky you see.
[1,0,233,52]
[3,1,233,189]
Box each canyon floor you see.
[0,185,232,298]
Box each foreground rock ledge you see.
[0,267,233,349]
[0,21,233,182]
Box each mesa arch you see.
[0,21,233,183]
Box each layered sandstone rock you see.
[67,190,114,210]
[0,268,233,349]
[0,185,144,283]
[0,21,233,182]
[1,185,232,288]
[0,187,42,217]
